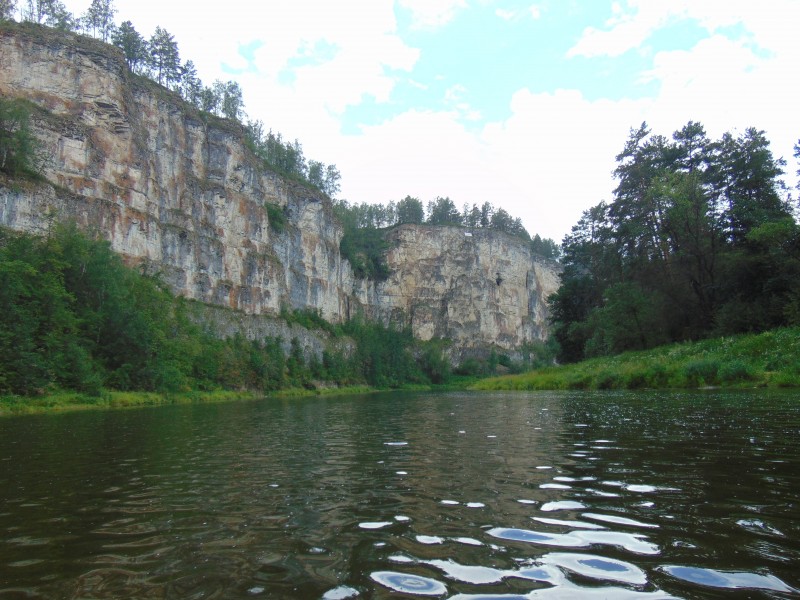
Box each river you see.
[1,390,798,599]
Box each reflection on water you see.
[1,390,799,598]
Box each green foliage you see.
[396,195,425,224]
[342,317,423,387]
[111,20,147,72]
[474,326,800,391]
[244,122,341,196]
[681,360,719,387]
[332,197,553,246]
[332,195,557,281]
[339,228,390,281]
[1,227,474,398]
[280,306,337,336]
[551,121,794,363]
[417,340,451,384]
[265,202,287,234]
[0,97,42,177]
[455,358,483,376]
[0,225,288,395]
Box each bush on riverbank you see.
[472,327,800,391]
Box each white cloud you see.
[337,91,650,241]
[397,0,468,29]
[337,109,493,205]
[59,0,800,242]
[568,0,800,59]
[495,8,516,21]
[567,1,673,58]
[495,4,543,22]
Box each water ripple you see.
[660,565,797,593]
[370,571,447,596]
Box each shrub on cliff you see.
[0,97,42,178]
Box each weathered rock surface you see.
[0,23,560,361]
[355,226,560,360]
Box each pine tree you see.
[148,26,181,88]
[112,21,147,73]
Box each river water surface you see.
[1,390,799,599]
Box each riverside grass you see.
[473,327,800,392]
[0,385,380,416]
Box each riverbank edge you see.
[472,326,800,392]
[0,378,484,417]
[0,386,374,416]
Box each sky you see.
[63,0,800,242]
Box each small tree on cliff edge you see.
[148,26,181,88]
[0,0,16,21]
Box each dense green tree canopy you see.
[550,121,797,363]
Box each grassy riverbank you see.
[0,385,380,416]
[473,327,800,392]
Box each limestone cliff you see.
[355,226,560,360]
[0,23,560,361]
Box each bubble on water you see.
[489,527,659,555]
[638,501,655,508]
[384,441,408,446]
[587,489,621,498]
[370,571,447,596]
[625,484,657,493]
[322,585,359,599]
[582,512,659,529]
[268,483,279,488]
[594,439,613,443]
[396,471,408,475]
[735,519,784,537]
[359,521,393,529]
[575,424,589,427]
[601,480,625,487]
[465,502,485,508]
[536,466,553,470]
[540,483,571,490]
[247,586,265,595]
[458,430,466,434]
[487,435,497,438]
[660,565,796,593]
[553,476,577,482]
[517,499,537,505]
[515,565,563,584]
[309,546,326,554]
[389,554,416,563]
[395,515,411,522]
[577,530,660,555]
[426,559,505,584]
[541,500,586,512]
[531,516,606,530]
[453,537,483,546]
[416,535,444,545]
[487,527,585,547]
[542,552,648,585]
[440,500,460,505]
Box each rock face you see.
[0,23,560,361]
[356,226,560,359]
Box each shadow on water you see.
[1,390,799,598]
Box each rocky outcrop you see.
[355,226,560,360]
[0,23,560,361]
